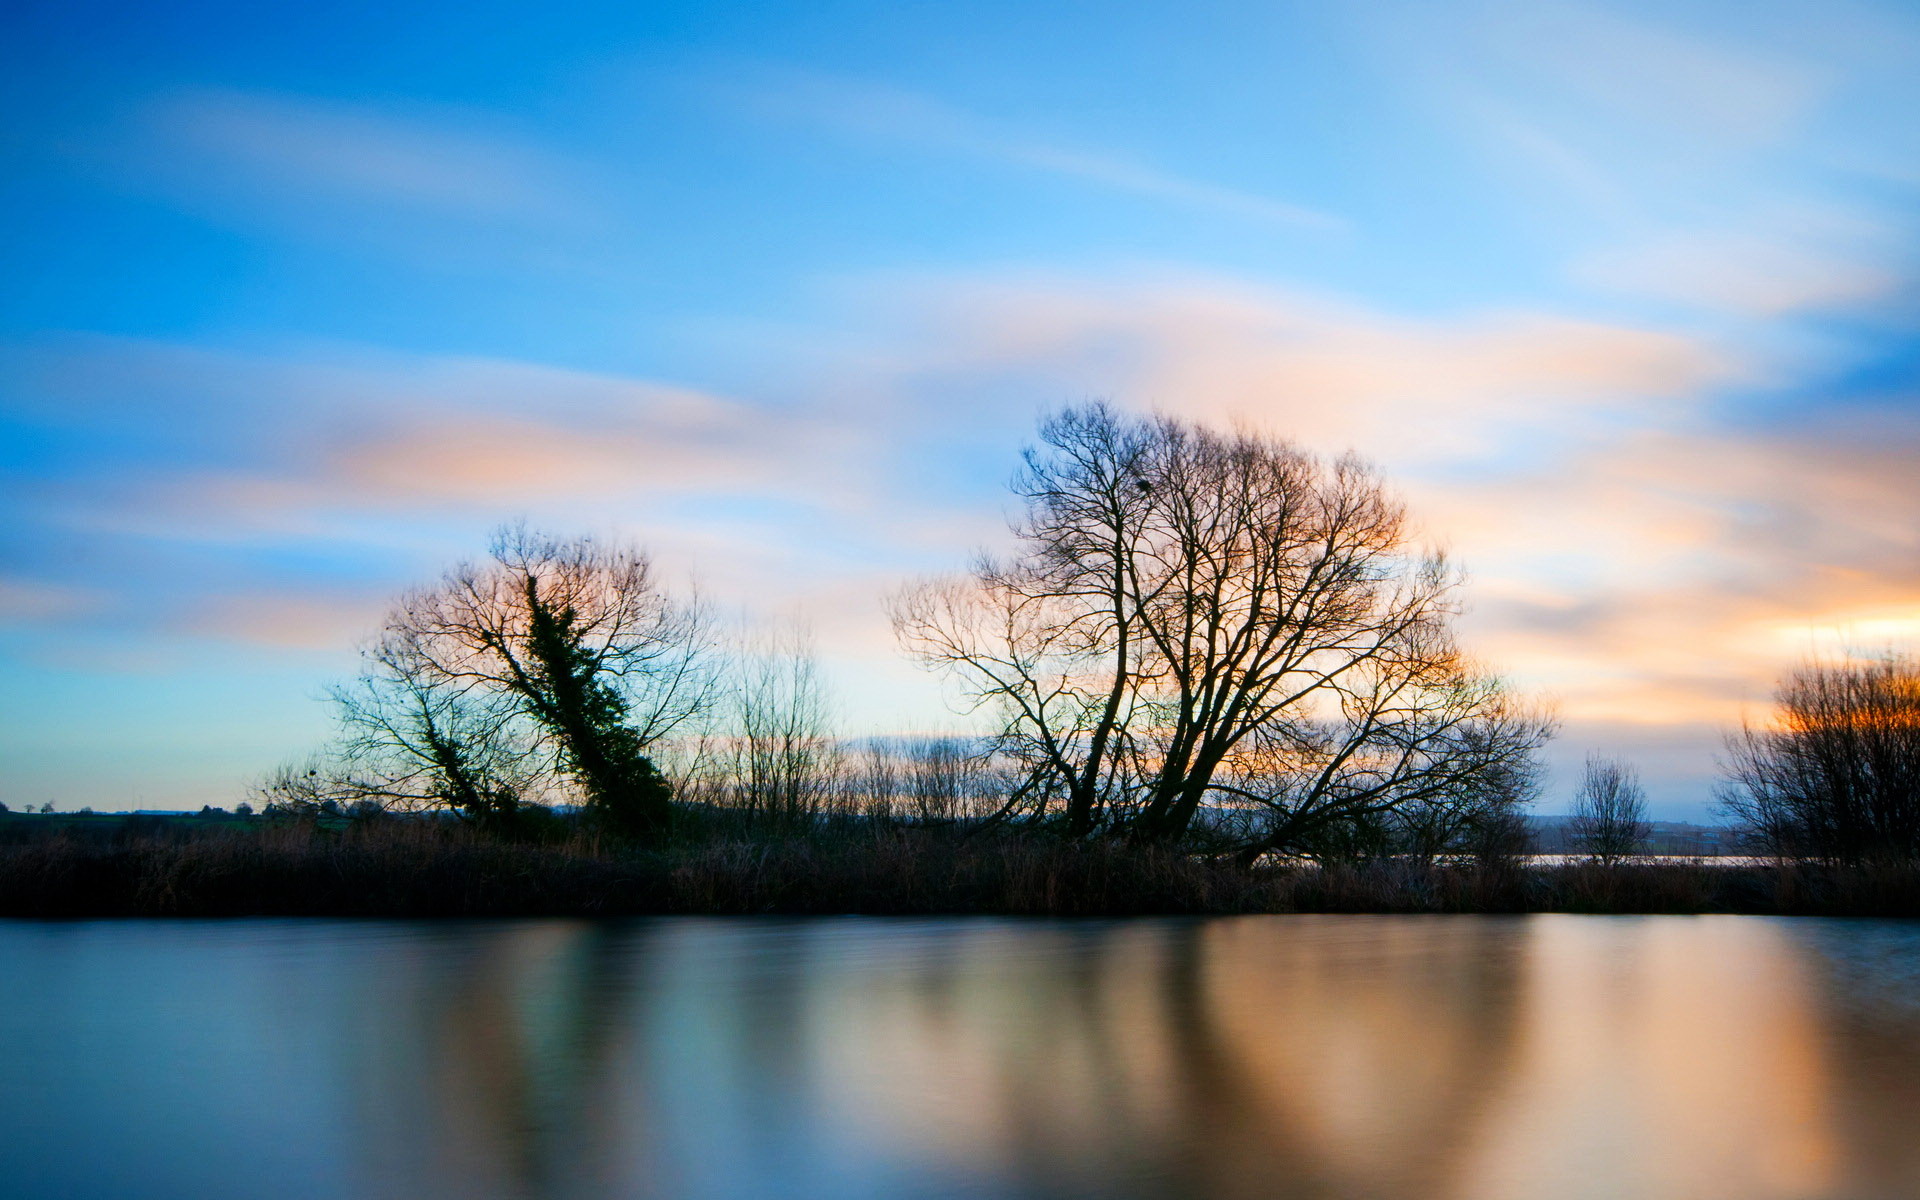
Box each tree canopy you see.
[894,403,1551,857]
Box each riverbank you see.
[2,815,1916,918]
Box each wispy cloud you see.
[0,577,105,626]
[714,67,1347,233]
[1430,419,1920,722]
[139,87,587,220]
[1473,0,1825,150]
[1381,0,1827,208]
[860,270,1737,463]
[176,588,392,652]
[1571,210,1907,316]
[11,342,866,530]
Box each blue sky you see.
[3,0,1917,816]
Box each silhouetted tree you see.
[388,525,714,841]
[894,403,1550,853]
[253,757,354,816]
[1307,750,1541,866]
[1464,773,1537,871]
[898,736,1001,823]
[1720,651,1920,863]
[707,625,841,831]
[1569,756,1649,865]
[326,633,534,829]
[835,740,904,824]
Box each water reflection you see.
[2,916,1918,1199]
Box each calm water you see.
[4,916,1919,1200]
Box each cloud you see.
[9,340,870,530]
[714,67,1346,233]
[321,394,806,504]
[2,335,982,712]
[867,271,1738,463]
[139,87,586,221]
[177,590,391,652]
[1422,411,1920,732]
[8,278,1749,617]
[1342,0,1920,294]
[0,577,104,626]
[1372,0,1827,208]
[1572,212,1907,316]
[1468,0,1825,151]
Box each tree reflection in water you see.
[5,916,1920,1200]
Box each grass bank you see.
[2,815,1917,918]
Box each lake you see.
[3,915,1918,1199]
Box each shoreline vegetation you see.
[4,812,1916,919]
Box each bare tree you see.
[898,735,1002,823]
[252,754,356,816]
[1720,651,1920,864]
[720,624,840,831]
[325,633,536,828]
[1220,629,1550,862]
[1320,746,1541,866]
[1569,756,1649,865]
[386,524,716,840]
[830,740,898,823]
[894,403,1550,853]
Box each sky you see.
[2,0,1917,818]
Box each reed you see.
[2,815,1916,918]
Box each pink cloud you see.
[179,590,390,652]
[0,577,105,625]
[1438,423,1920,726]
[882,274,1738,463]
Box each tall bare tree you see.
[1721,651,1920,863]
[1568,756,1649,865]
[894,402,1550,852]
[893,408,1155,834]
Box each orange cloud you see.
[885,273,1738,462]
[180,591,389,652]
